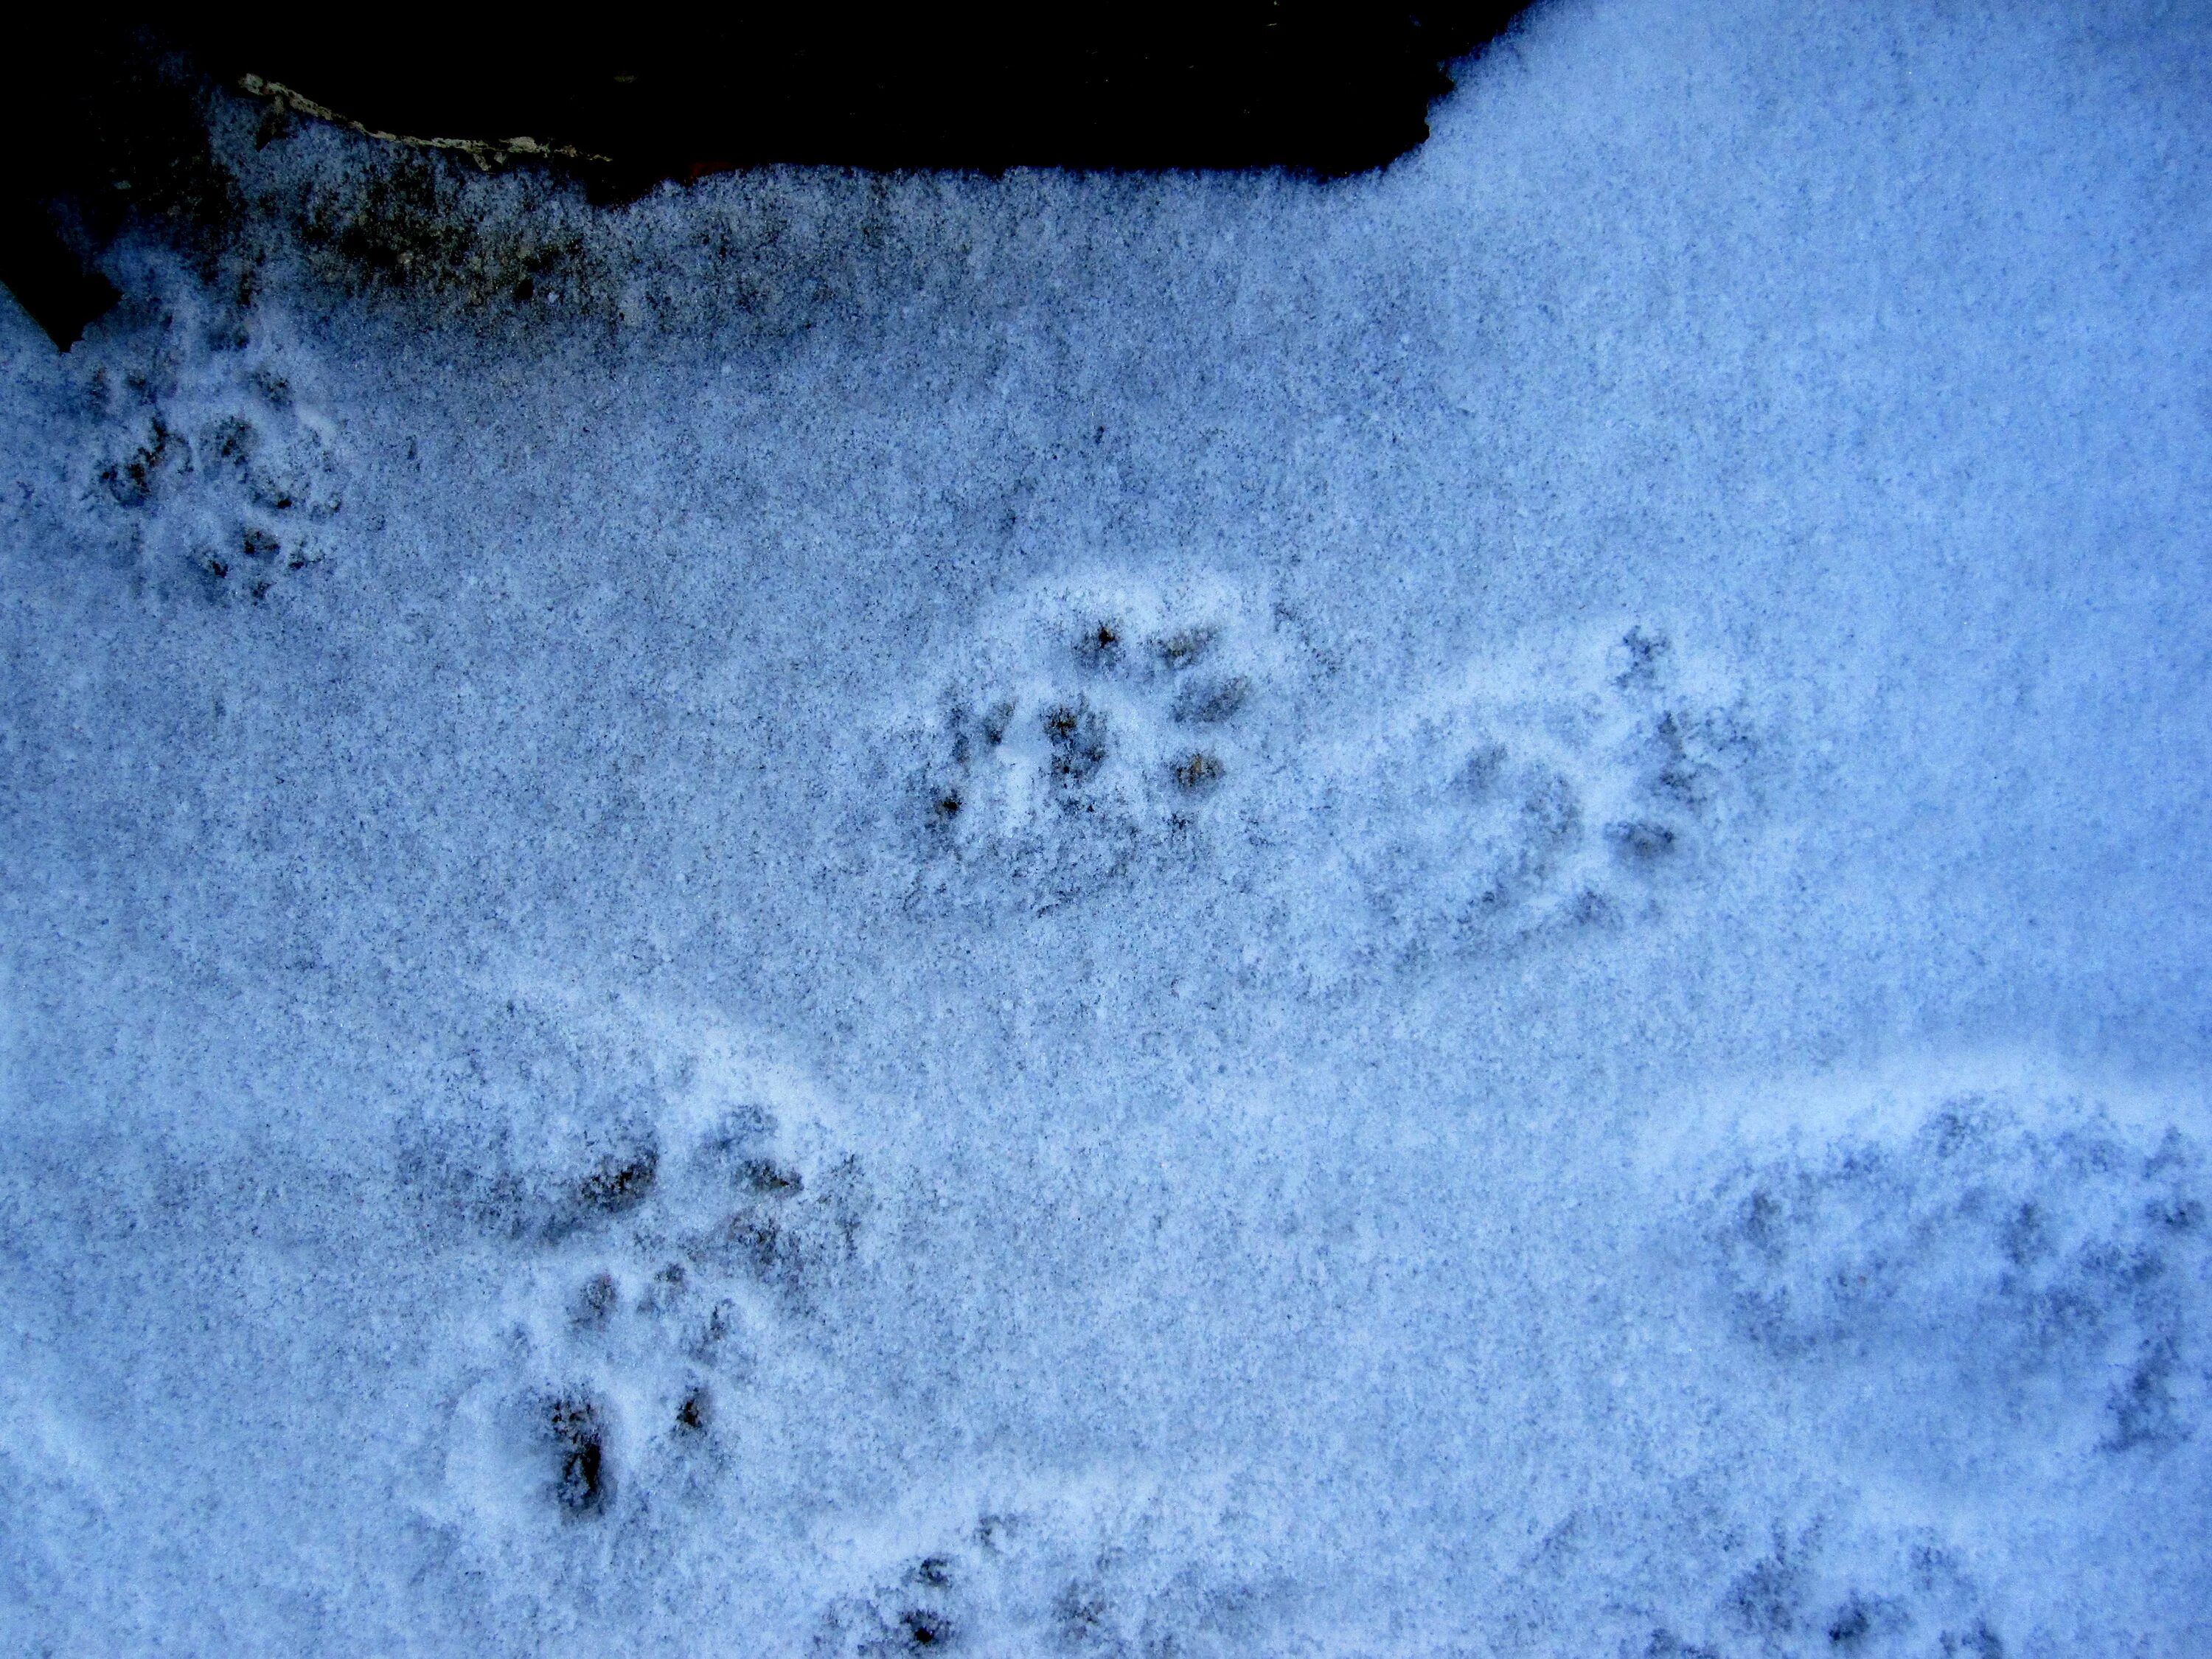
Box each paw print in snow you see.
[1692,1079,2209,1461]
[900,574,1281,902]
[805,1476,1260,1655]
[82,330,342,598]
[422,1003,871,1529]
[1351,622,1751,952]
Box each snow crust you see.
[4,1,2211,1652]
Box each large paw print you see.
[82,333,343,599]
[418,1001,872,1529]
[900,574,1281,903]
[1349,623,1752,953]
[1694,1082,2208,1459]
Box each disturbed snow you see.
[3,1,2211,1653]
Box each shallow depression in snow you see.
[4,1,2211,1653]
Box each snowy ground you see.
[4,1,2211,1652]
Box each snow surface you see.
[4,0,2211,1652]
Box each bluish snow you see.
[4,1,2210,1653]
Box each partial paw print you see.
[1694,1082,2209,1460]
[896,574,1284,904]
[1627,1514,2008,1659]
[1347,623,1752,954]
[806,1478,1270,1656]
[80,326,343,599]
[417,1001,872,1530]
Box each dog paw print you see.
[669,1103,872,1321]
[1694,1083,2208,1461]
[419,1006,872,1528]
[900,574,1281,903]
[1349,622,1753,953]
[804,1481,1260,1655]
[1690,1521,2005,1659]
[82,337,343,599]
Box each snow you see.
[4,0,2211,1652]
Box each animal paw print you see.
[806,1480,1256,1655]
[427,1017,871,1529]
[1647,1516,2006,1659]
[1700,1086,2208,1457]
[83,336,342,599]
[903,574,1279,901]
[1352,622,1751,952]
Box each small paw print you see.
[900,573,1280,902]
[81,334,343,599]
[1352,622,1753,953]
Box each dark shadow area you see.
[3,6,1531,347]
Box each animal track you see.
[544,1392,612,1517]
[888,602,1754,953]
[78,319,343,599]
[1695,1082,2209,1459]
[417,996,872,1527]
[899,574,1284,904]
[805,1479,1265,1657]
[1346,622,1752,955]
[1638,1517,2007,1659]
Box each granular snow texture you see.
[3,1,2210,1654]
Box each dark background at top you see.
[2,6,1528,344]
[195,8,1523,181]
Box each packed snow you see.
[4,1,2209,1652]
